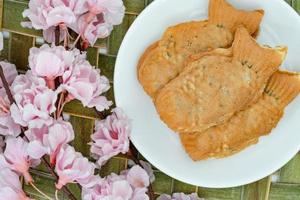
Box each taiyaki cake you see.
[180,71,300,160]
[138,0,264,98]
[155,27,287,133]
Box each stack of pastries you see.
[137,0,300,161]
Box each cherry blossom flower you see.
[22,0,124,45]
[21,0,87,43]
[82,179,134,200]
[0,137,48,183]
[25,119,75,166]
[10,71,58,128]
[0,168,31,200]
[90,108,131,167]
[55,145,96,189]
[61,59,112,112]
[29,44,82,85]
[22,1,76,29]
[157,193,203,200]
[81,165,149,200]
[74,0,125,46]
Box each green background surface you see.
[1,0,300,199]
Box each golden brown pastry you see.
[138,0,264,98]
[155,27,287,133]
[180,71,300,161]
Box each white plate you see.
[114,0,300,188]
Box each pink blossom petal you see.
[88,96,112,112]
[126,165,150,188]
[35,51,63,78]
[46,6,76,27]
[111,180,133,200]
[34,90,57,114]
[27,141,49,159]
[87,0,125,24]
[43,27,64,43]
[3,137,44,183]
[4,137,29,172]
[68,0,89,15]
[68,82,94,104]
[0,187,23,200]
[0,168,30,200]
[43,120,74,164]
[132,188,149,200]
[0,154,10,170]
[10,104,27,127]
[0,112,21,137]
[55,145,95,189]
[25,125,49,142]
[0,168,22,191]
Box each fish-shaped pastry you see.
[138,0,264,98]
[180,71,300,161]
[155,27,287,133]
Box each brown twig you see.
[55,26,60,46]
[0,65,15,104]
[93,107,106,119]
[56,91,65,119]
[0,64,78,200]
[76,36,82,51]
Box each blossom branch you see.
[93,107,106,119]
[0,64,15,104]
[0,64,78,200]
[55,26,60,46]
[56,91,66,119]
